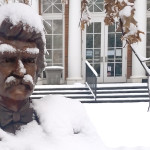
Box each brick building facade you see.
[31,0,149,84]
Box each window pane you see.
[108,25,115,32]
[116,33,122,47]
[87,23,93,33]
[43,0,51,12]
[147,33,150,46]
[94,5,101,12]
[86,49,93,59]
[53,20,62,34]
[147,48,150,58]
[88,5,93,12]
[88,0,104,12]
[108,34,115,47]
[94,49,100,63]
[94,64,100,76]
[53,50,62,63]
[147,0,150,11]
[115,63,122,76]
[55,0,61,2]
[44,20,52,34]
[94,22,101,33]
[107,63,114,77]
[95,3,103,12]
[97,0,104,2]
[115,49,122,62]
[44,6,52,13]
[42,0,62,13]
[147,18,150,32]
[86,34,93,48]
[53,35,62,49]
[46,35,52,49]
[45,50,52,66]
[94,34,101,48]
[53,4,62,13]
[108,49,115,62]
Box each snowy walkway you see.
[35,83,150,148]
[84,102,150,148]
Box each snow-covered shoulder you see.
[0,95,106,150]
[32,95,98,136]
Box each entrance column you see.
[67,0,83,84]
[130,0,147,83]
[31,0,39,12]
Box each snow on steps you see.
[31,83,150,103]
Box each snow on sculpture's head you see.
[0,3,46,76]
[0,3,46,101]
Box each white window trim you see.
[41,2,65,83]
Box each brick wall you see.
[127,45,132,79]
[64,2,69,79]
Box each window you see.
[147,0,150,11]
[88,0,104,12]
[86,22,101,76]
[41,0,64,81]
[107,23,123,77]
[44,20,63,66]
[147,18,150,68]
[42,0,63,14]
[147,0,150,67]
[42,0,64,68]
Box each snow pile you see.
[0,3,46,52]
[45,66,64,70]
[119,5,132,17]
[0,44,16,53]
[0,3,43,34]
[26,48,39,54]
[0,95,105,150]
[5,76,16,84]
[18,60,26,74]
[23,74,33,85]
[84,103,150,149]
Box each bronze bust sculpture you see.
[0,2,45,134]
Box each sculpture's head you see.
[0,3,46,101]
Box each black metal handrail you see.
[85,60,98,101]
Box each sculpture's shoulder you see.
[32,95,85,119]
[32,95,96,135]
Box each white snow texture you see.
[0,95,106,150]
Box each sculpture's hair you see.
[0,18,45,77]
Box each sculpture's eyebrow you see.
[25,48,39,54]
[0,44,16,54]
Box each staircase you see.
[31,83,150,103]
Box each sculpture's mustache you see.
[4,75,34,90]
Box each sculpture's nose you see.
[13,59,26,78]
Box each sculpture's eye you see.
[3,57,16,63]
[22,58,36,64]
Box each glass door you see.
[104,23,127,82]
[84,21,127,83]
[85,21,104,82]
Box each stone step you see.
[32,83,150,103]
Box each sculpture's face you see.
[0,37,39,101]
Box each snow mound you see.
[0,3,43,34]
[0,95,105,150]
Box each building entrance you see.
[83,19,127,83]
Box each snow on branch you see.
[0,0,31,5]
[104,0,144,44]
[80,0,91,30]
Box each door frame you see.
[103,25,127,83]
[82,14,127,83]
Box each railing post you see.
[85,60,98,101]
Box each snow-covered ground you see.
[84,102,150,148]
